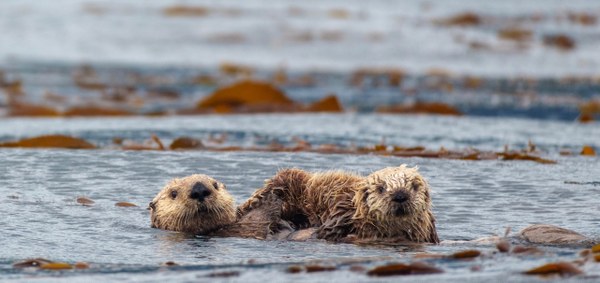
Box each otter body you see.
[149,174,289,239]
[149,174,595,247]
[239,165,439,243]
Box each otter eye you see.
[170,190,178,199]
[212,182,219,190]
[412,182,419,191]
[376,185,385,194]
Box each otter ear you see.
[411,181,419,191]
[416,177,431,202]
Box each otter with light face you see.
[238,165,439,243]
[149,174,288,239]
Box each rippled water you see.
[0,115,598,282]
[2,0,600,280]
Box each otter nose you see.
[190,182,211,201]
[392,191,409,204]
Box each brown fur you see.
[150,174,288,239]
[239,165,439,243]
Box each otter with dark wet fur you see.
[149,174,289,239]
[238,165,440,243]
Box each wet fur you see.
[239,165,439,243]
[150,174,288,239]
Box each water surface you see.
[0,115,598,282]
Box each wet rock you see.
[520,224,588,245]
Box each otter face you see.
[362,166,431,220]
[149,174,236,234]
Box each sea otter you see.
[149,174,290,239]
[150,172,594,247]
[238,165,439,243]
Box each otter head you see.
[149,174,236,234]
[353,165,439,243]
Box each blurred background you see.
[1,0,599,121]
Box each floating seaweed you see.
[76,197,95,206]
[13,258,76,270]
[435,12,482,26]
[0,135,95,149]
[523,262,582,277]
[163,5,209,17]
[367,262,443,277]
[543,34,576,51]
[377,102,462,116]
[115,202,137,207]
[450,250,481,259]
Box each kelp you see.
[195,80,342,113]
[163,5,209,17]
[197,80,293,111]
[367,262,443,276]
[450,250,481,259]
[76,197,95,206]
[64,106,134,117]
[0,135,95,149]
[498,28,532,42]
[523,262,582,277]
[435,12,482,26]
[377,102,462,116]
[581,145,596,156]
[0,134,566,165]
[543,34,576,51]
[115,202,137,207]
[7,102,60,117]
